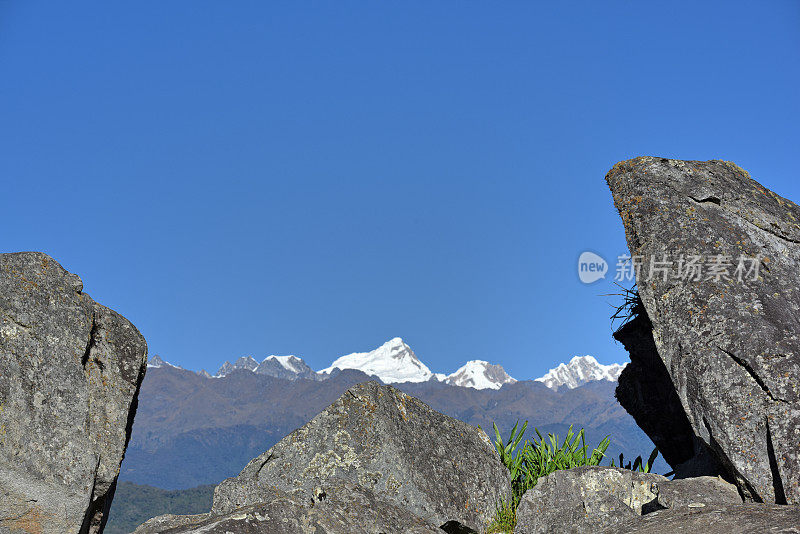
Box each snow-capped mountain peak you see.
[254,354,319,381]
[216,355,259,377]
[147,355,182,369]
[319,337,433,383]
[444,360,516,390]
[264,355,302,373]
[535,355,626,390]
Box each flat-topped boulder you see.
[515,466,742,534]
[0,252,148,533]
[600,503,800,533]
[607,158,800,503]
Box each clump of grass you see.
[484,496,516,534]
[606,282,643,329]
[485,422,611,532]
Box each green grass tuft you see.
[485,421,611,532]
[484,496,516,534]
[485,420,663,532]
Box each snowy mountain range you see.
[150,337,625,391]
[535,355,626,390]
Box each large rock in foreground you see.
[607,158,800,503]
[0,252,148,533]
[141,381,510,533]
[515,466,741,534]
[213,381,510,530]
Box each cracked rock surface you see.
[0,252,148,534]
[607,157,800,503]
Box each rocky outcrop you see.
[607,157,800,504]
[515,466,742,534]
[0,252,148,534]
[137,381,510,533]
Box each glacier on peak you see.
[444,360,517,390]
[319,337,433,384]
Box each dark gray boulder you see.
[607,157,800,503]
[132,479,442,534]
[600,503,800,534]
[0,252,148,533]
[515,466,742,534]
[212,381,510,531]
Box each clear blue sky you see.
[2,2,798,378]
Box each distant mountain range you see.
[148,337,625,391]
[123,340,654,493]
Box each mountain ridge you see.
[150,338,626,391]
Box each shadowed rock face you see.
[607,157,800,503]
[613,311,726,479]
[0,252,148,533]
[613,311,697,469]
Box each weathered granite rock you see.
[645,475,742,512]
[515,466,742,534]
[600,503,800,534]
[132,479,442,534]
[212,381,510,531]
[607,157,800,503]
[0,252,148,533]
[516,467,659,534]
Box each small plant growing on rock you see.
[611,447,659,473]
[486,421,611,532]
[516,425,610,498]
[484,496,516,534]
[492,421,527,486]
[606,282,644,330]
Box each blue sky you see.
[2,2,798,378]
